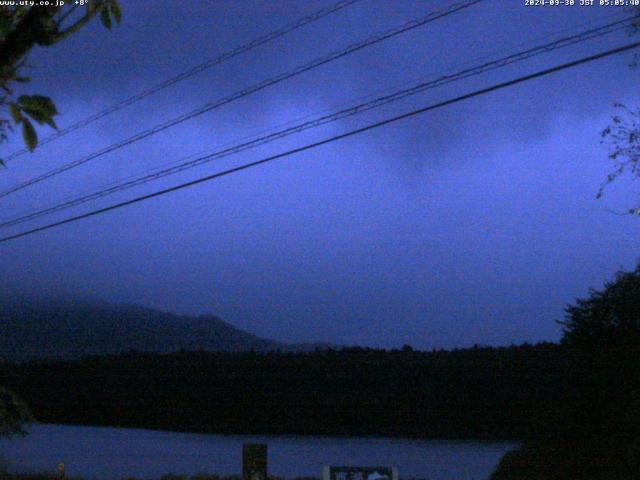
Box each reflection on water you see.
[0,424,517,480]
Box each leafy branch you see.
[0,0,122,164]
[600,103,640,216]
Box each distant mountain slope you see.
[0,301,324,361]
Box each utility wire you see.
[1,40,638,245]
[2,0,363,163]
[5,10,628,226]
[0,0,485,199]
[0,15,632,230]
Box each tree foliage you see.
[2,343,564,440]
[599,103,640,215]
[492,264,640,480]
[0,0,121,437]
[560,263,640,351]
[0,386,33,437]
[598,8,640,215]
[0,0,122,164]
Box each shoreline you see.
[25,422,523,444]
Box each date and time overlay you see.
[525,0,640,6]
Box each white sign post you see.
[323,466,399,480]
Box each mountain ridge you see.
[0,300,332,361]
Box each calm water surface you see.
[0,424,517,480]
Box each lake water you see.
[0,424,517,480]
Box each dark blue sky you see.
[1,0,638,349]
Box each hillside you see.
[0,301,323,361]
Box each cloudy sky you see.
[1,0,638,349]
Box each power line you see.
[1,40,637,245]
[5,11,630,230]
[2,0,363,163]
[0,0,485,199]
[0,15,632,230]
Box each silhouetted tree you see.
[492,264,640,479]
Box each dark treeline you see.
[0,342,565,440]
